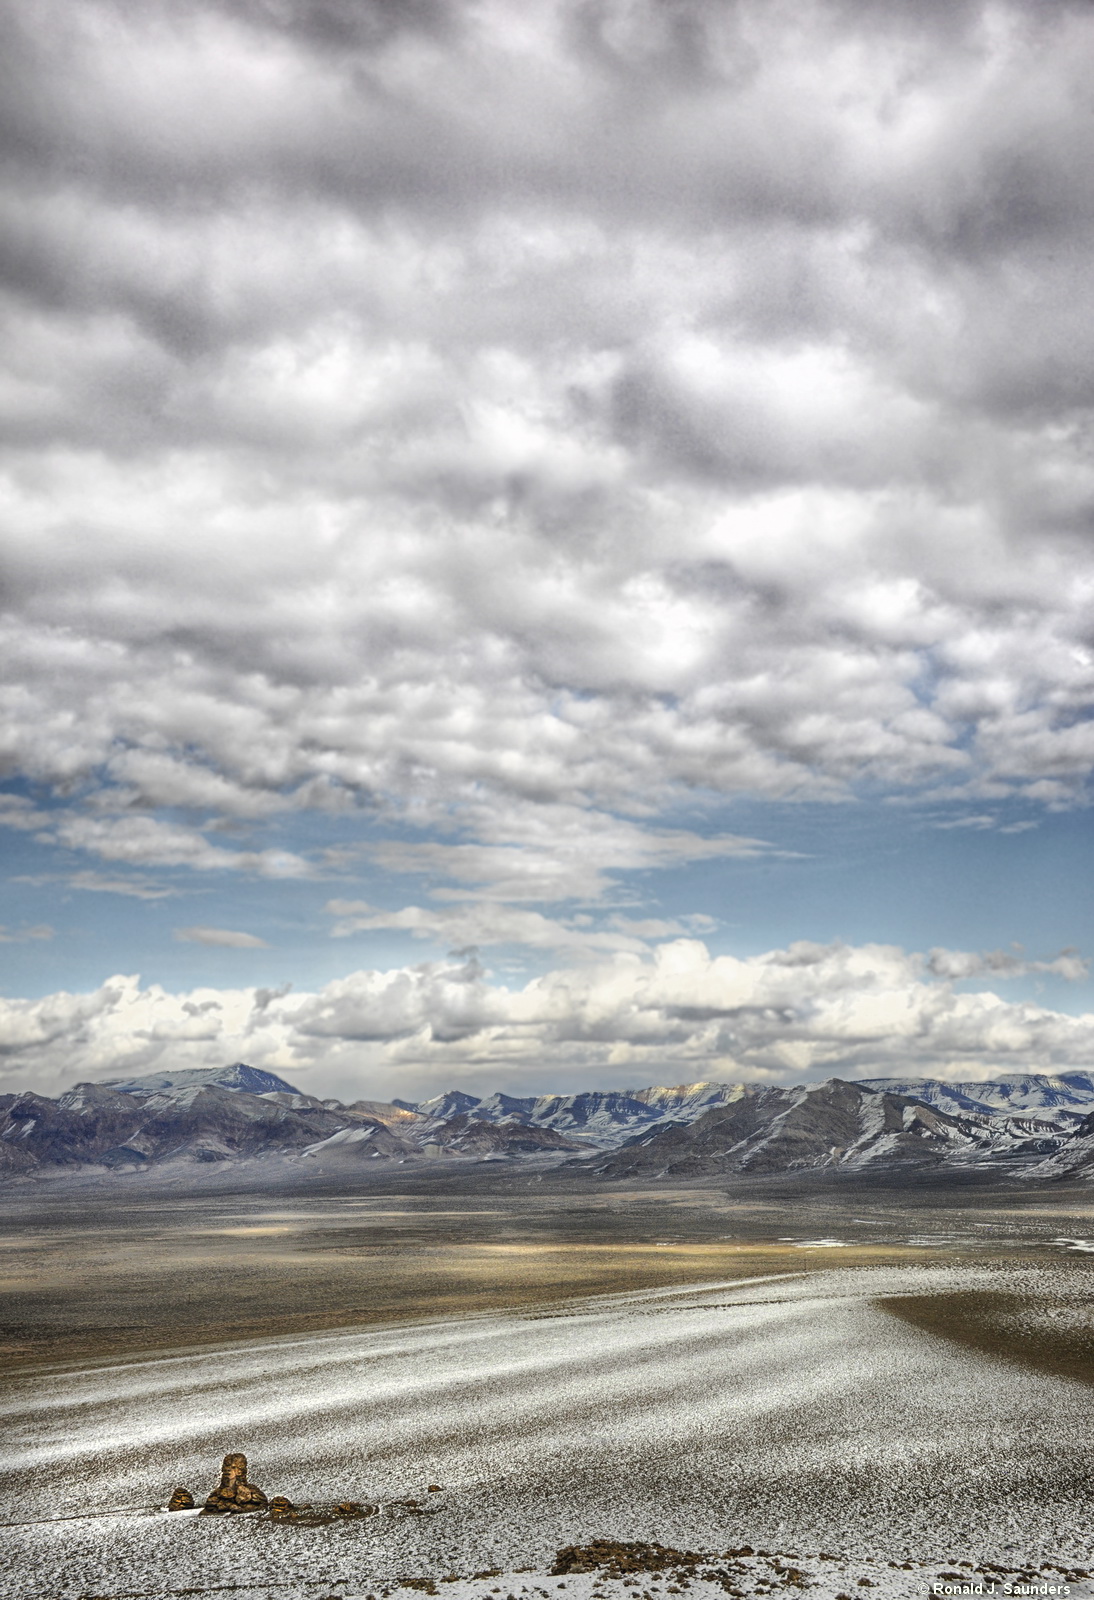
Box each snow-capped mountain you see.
[629,1081,748,1115]
[404,1081,755,1147]
[856,1072,1094,1126]
[589,1078,1065,1180]
[9,1065,1094,1181]
[100,1061,301,1098]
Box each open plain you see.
[6,1170,1094,1598]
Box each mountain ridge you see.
[6,1066,1094,1180]
[585,1077,1069,1180]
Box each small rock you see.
[202,1451,268,1514]
[167,1487,195,1511]
[268,1496,297,1519]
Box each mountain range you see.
[5,1064,1094,1181]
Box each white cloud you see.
[0,796,49,831]
[2,806,312,878]
[4,939,1094,1103]
[364,808,777,903]
[174,926,269,948]
[64,871,179,900]
[325,897,678,955]
[0,924,54,943]
[12,870,181,898]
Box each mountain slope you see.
[856,1072,1094,1126]
[628,1081,751,1116]
[345,1098,429,1129]
[1023,1111,1094,1180]
[587,1079,1011,1179]
[0,1085,141,1175]
[0,1080,382,1172]
[404,1080,757,1147]
[419,1114,589,1158]
[297,1120,424,1163]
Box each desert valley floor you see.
[6,1170,1094,1599]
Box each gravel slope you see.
[4,1266,1094,1599]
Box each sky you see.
[4,0,1094,1104]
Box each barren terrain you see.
[7,1172,1094,1598]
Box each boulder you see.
[167,1487,195,1511]
[202,1452,268,1514]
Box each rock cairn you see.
[165,1451,427,1522]
[202,1452,269,1514]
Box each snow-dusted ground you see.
[4,1265,1094,1599]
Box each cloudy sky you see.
[4,0,1094,1102]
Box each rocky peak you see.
[98,1061,302,1097]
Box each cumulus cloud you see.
[3,939,1094,1103]
[3,0,1094,871]
[174,926,270,948]
[926,945,1088,982]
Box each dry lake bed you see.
[6,1171,1094,1599]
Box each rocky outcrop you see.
[166,1453,391,1522]
[268,1498,378,1525]
[202,1453,268,1514]
[552,1539,710,1578]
